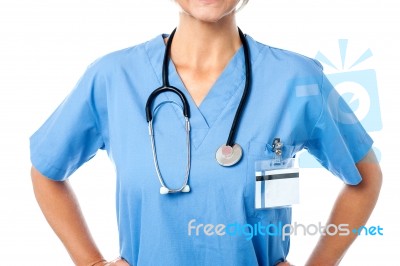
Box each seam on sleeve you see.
[304,70,325,149]
[144,38,163,86]
[31,149,81,181]
[354,131,374,163]
[86,72,106,150]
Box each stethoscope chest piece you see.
[216,144,243,167]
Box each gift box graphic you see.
[299,40,382,168]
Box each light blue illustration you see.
[300,40,382,168]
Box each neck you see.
[170,12,241,70]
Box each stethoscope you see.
[145,27,251,194]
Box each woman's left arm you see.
[305,149,382,265]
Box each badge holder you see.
[255,138,300,209]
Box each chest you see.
[174,64,226,107]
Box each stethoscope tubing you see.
[225,28,251,147]
[145,27,251,193]
[148,116,191,193]
[145,86,190,122]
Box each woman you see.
[30,0,382,265]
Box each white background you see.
[0,0,399,265]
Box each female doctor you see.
[30,0,382,265]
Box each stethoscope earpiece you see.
[159,185,190,195]
[160,187,170,195]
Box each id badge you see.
[255,158,299,209]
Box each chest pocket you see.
[245,140,297,219]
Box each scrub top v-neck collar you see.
[144,34,259,149]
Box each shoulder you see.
[248,36,324,78]
[85,34,163,74]
[69,34,163,100]
[247,36,329,128]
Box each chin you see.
[178,0,237,23]
[193,14,226,23]
[183,8,235,23]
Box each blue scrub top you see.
[30,34,373,266]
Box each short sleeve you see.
[305,74,373,185]
[30,65,105,181]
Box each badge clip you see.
[272,138,283,164]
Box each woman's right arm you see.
[31,166,107,266]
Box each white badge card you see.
[255,158,299,209]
